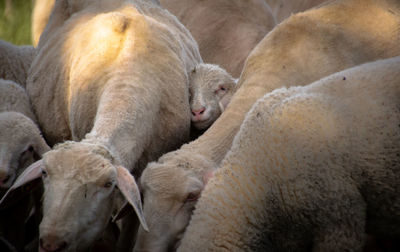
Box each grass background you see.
[0,0,34,45]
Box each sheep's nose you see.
[39,236,68,252]
[191,107,206,118]
[0,170,10,188]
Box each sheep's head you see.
[189,63,237,130]
[0,112,49,191]
[0,141,146,252]
[134,150,214,252]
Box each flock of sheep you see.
[0,0,399,251]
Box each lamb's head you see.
[134,150,215,252]
[0,141,146,252]
[0,112,49,191]
[189,63,237,130]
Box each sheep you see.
[32,0,276,78]
[134,0,400,251]
[1,0,202,251]
[189,63,237,131]
[0,79,36,121]
[160,0,276,78]
[0,79,50,251]
[265,0,329,23]
[178,55,400,252]
[0,40,36,88]
[32,0,55,46]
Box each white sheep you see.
[134,0,400,251]
[32,0,276,78]
[178,55,400,252]
[0,40,36,88]
[160,0,277,78]
[0,79,36,122]
[189,63,237,130]
[0,79,50,251]
[1,0,202,251]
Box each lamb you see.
[134,0,400,251]
[265,0,328,23]
[189,63,237,130]
[178,55,400,252]
[0,40,36,88]
[1,0,202,251]
[0,79,50,251]
[160,0,276,78]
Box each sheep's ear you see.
[116,166,149,232]
[0,160,43,205]
[112,201,131,222]
[33,137,51,159]
[202,169,214,185]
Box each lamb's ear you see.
[116,166,149,232]
[0,160,43,205]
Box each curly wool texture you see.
[0,41,35,88]
[179,56,400,251]
[136,0,400,251]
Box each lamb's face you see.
[0,112,45,191]
[39,143,118,252]
[189,64,236,130]
[134,153,213,252]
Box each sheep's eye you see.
[104,181,113,188]
[220,86,226,91]
[185,192,199,203]
[41,170,47,178]
[27,146,34,152]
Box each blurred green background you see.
[0,0,34,45]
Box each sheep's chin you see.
[192,117,214,130]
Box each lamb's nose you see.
[39,235,68,252]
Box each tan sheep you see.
[178,56,400,252]
[134,0,400,251]
[0,40,36,88]
[2,0,202,251]
[32,0,276,78]
[189,64,237,130]
[0,79,36,122]
[0,80,50,251]
[0,79,48,186]
[265,0,329,23]
[160,0,277,78]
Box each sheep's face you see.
[39,143,118,252]
[134,153,214,252]
[0,113,46,191]
[189,64,236,130]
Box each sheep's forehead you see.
[43,147,115,183]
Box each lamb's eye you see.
[104,181,113,188]
[41,170,47,178]
[220,86,226,91]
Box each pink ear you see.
[202,169,214,185]
[116,166,148,232]
[0,160,43,205]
